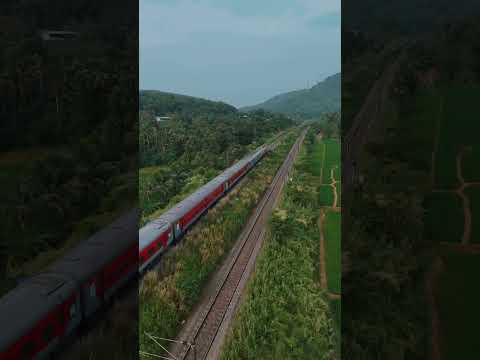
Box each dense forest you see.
[139,91,294,221]
[0,0,137,293]
[242,73,340,120]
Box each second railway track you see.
[172,128,308,360]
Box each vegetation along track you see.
[173,129,308,360]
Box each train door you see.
[81,276,101,318]
[173,222,182,239]
[167,227,174,246]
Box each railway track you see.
[173,128,308,360]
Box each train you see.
[139,144,269,273]
[0,144,270,359]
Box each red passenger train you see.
[0,144,269,359]
[139,145,269,272]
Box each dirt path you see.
[431,147,479,245]
[456,147,473,244]
[330,166,339,210]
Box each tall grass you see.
[60,299,139,360]
[139,131,300,355]
[221,143,336,360]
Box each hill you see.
[139,90,237,117]
[241,73,340,119]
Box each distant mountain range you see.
[241,73,340,119]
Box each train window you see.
[22,341,35,359]
[43,324,54,342]
[148,248,155,255]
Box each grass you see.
[437,252,480,359]
[423,192,463,244]
[220,142,336,360]
[319,185,334,207]
[329,297,341,355]
[59,299,139,360]
[139,131,300,355]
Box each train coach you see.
[0,210,139,360]
[139,144,269,273]
[0,144,270,359]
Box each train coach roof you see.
[143,146,264,228]
[47,209,138,282]
[139,221,169,251]
[159,173,227,223]
[0,273,76,350]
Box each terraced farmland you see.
[399,84,480,359]
[313,135,341,351]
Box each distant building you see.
[156,116,171,122]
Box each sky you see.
[140,0,340,108]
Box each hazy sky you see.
[140,0,340,108]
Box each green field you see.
[319,185,334,207]
[424,192,463,243]
[463,146,480,183]
[435,86,480,188]
[438,252,480,359]
[314,138,340,209]
[310,134,341,352]
[403,84,480,359]
[311,140,325,177]
[323,210,341,294]
[465,186,480,244]
[323,139,341,181]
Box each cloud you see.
[141,0,339,47]
[309,11,341,28]
[140,0,340,107]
